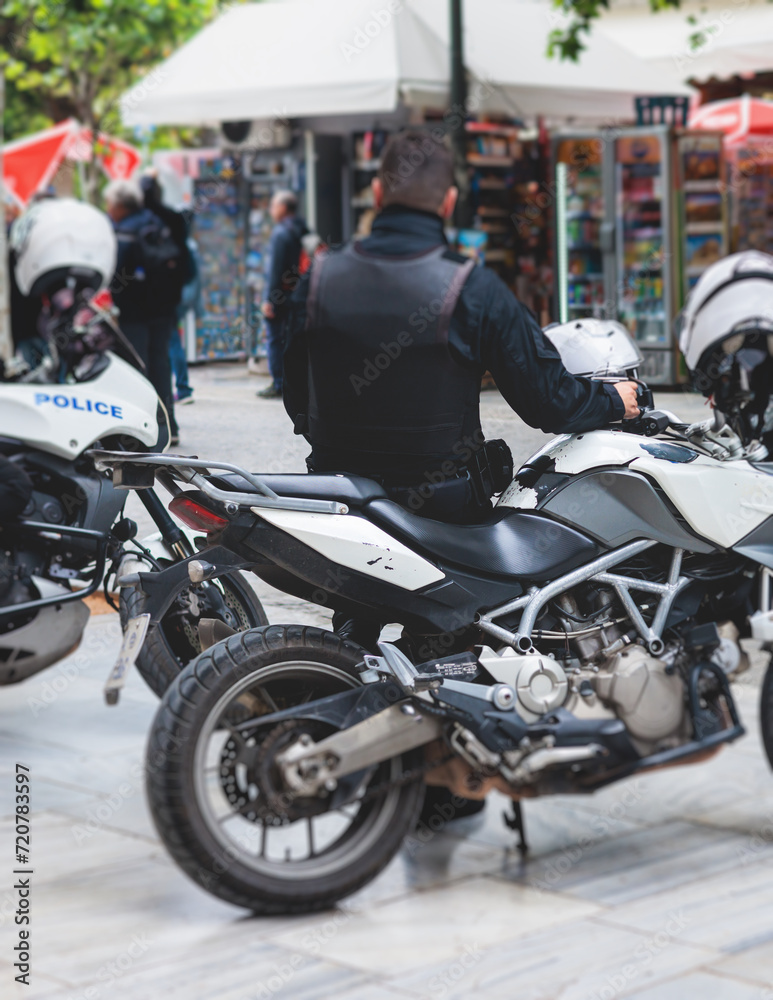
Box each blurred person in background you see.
[258,189,308,399]
[142,171,196,406]
[105,178,185,445]
[170,234,203,405]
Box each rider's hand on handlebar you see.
[613,381,641,420]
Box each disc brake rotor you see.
[218,719,336,826]
[218,731,266,822]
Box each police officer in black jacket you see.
[284,131,639,828]
[284,130,639,521]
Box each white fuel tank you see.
[498,429,773,549]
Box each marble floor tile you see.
[393,915,717,1000]
[2,963,70,1000]
[331,986,418,1000]
[568,744,773,830]
[266,876,600,976]
[9,857,264,986]
[501,821,743,905]
[48,785,157,842]
[624,969,766,1000]
[687,791,773,843]
[0,811,159,889]
[443,789,641,856]
[53,939,373,1000]
[599,857,773,953]
[708,938,773,987]
[343,831,515,909]
[1,777,97,819]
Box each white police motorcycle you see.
[93,250,773,914]
[0,198,265,697]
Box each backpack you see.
[136,215,186,311]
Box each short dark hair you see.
[378,129,454,212]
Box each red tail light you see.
[168,495,229,533]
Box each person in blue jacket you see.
[259,190,308,399]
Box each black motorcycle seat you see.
[364,500,601,582]
[209,472,388,507]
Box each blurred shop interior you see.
[103,0,773,386]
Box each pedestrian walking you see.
[104,179,186,445]
[170,236,202,405]
[258,190,308,399]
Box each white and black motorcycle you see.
[1,197,266,696]
[96,252,773,914]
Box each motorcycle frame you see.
[0,521,107,622]
[478,542,691,655]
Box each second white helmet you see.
[678,250,773,379]
[11,197,117,297]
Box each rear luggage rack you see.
[87,451,348,515]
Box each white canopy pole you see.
[304,129,317,232]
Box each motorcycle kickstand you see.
[503,801,528,857]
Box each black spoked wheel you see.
[146,625,424,914]
[120,570,268,698]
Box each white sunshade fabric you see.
[597,0,773,81]
[122,2,408,126]
[121,0,693,128]
[409,0,692,119]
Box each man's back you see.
[286,206,625,482]
[284,129,637,524]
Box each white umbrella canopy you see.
[122,1,453,126]
[121,0,693,128]
[597,0,773,82]
[410,0,692,119]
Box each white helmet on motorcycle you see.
[11,197,117,297]
[544,318,642,378]
[678,251,773,441]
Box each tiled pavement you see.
[2,367,772,1000]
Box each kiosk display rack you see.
[553,126,728,384]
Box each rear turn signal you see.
[168,495,229,533]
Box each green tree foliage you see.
[548,0,682,61]
[1,0,223,197]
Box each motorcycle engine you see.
[478,642,688,754]
[592,645,686,750]
[487,573,749,757]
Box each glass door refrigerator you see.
[614,129,676,384]
[554,126,728,385]
[677,132,727,297]
[553,135,612,323]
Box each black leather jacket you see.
[284,205,624,471]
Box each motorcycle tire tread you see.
[146,624,425,914]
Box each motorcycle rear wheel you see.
[120,571,268,698]
[146,625,424,914]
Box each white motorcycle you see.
[93,252,773,914]
[1,198,266,696]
